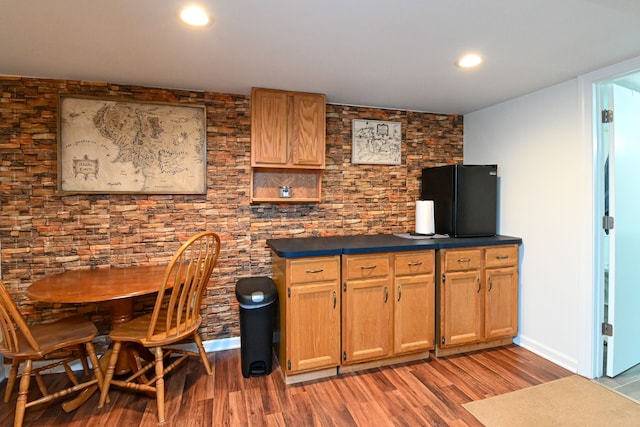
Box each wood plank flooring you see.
[0,345,572,426]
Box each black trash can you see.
[235,277,278,378]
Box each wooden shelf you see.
[250,168,322,203]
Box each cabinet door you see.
[287,282,341,373]
[394,273,435,354]
[484,266,518,340]
[439,270,482,347]
[289,93,325,167]
[342,277,392,364]
[251,88,288,166]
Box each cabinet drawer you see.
[289,257,340,284]
[344,255,390,280]
[485,246,518,268]
[443,249,482,271]
[395,251,434,275]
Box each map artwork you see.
[351,119,402,165]
[58,97,206,193]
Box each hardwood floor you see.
[0,345,572,426]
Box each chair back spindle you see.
[0,283,41,354]
[146,231,220,342]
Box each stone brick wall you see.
[0,76,462,342]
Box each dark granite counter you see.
[267,234,522,258]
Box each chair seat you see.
[2,315,97,359]
[109,312,202,347]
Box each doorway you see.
[595,72,640,382]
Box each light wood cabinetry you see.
[341,254,393,364]
[272,255,341,384]
[393,251,436,355]
[341,251,435,367]
[250,87,326,203]
[436,245,519,356]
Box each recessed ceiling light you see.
[456,54,482,68]
[180,6,210,27]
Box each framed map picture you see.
[352,119,402,165]
[58,96,207,194]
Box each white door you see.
[599,81,640,377]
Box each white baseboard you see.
[1,336,241,381]
[516,335,579,373]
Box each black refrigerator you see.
[421,164,498,237]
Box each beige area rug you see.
[463,375,640,427]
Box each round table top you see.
[27,264,169,303]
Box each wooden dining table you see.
[27,264,170,412]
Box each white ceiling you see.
[3,0,640,114]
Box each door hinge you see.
[287,360,291,370]
[343,351,347,361]
[603,215,614,232]
[602,109,614,123]
[442,336,446,345]
[343,282,347,292]
[442,274,446,283]
[602,322,613,337]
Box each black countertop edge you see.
[267,234,522,259]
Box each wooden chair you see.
[0,281,104,427]
[98,230,221,423]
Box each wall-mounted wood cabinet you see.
[250,87,326,203]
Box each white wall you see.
[464,79,591,372]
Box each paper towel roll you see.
[415,200,435,235]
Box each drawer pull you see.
[360,265,377,270]
[407,261,423,267]
[305,268,324,273]
[496,255,510,260]
[457,258,471,263]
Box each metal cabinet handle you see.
[477,278,481,293]
[360,265,377,270]
[384,286,389,303]
[397,285,402,302]
[496,255,509,260]
[333,291,337,308]
[458,257,471,263]
[489,277,493,292]
[306,268,324,273]
[408,261,423,267]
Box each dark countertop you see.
[267,234,523,258]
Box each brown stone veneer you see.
[0,76,462,342]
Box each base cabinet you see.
[271,242,518,383]
[436,245,518,356]
[272,255,341,383]
[341,251,435,367]
[393,251,435,355]
[341,254,393,364]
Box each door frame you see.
[577,55,640,378]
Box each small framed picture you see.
[352,119,402,165]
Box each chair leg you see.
[15,359,32,427]
[154,346,165,423]
[98,341,122,409]
[85,341,105,394]
[4,358,19,403]
[194,332,212,375]
[77,344,90,375]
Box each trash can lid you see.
[236,277,278,308]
